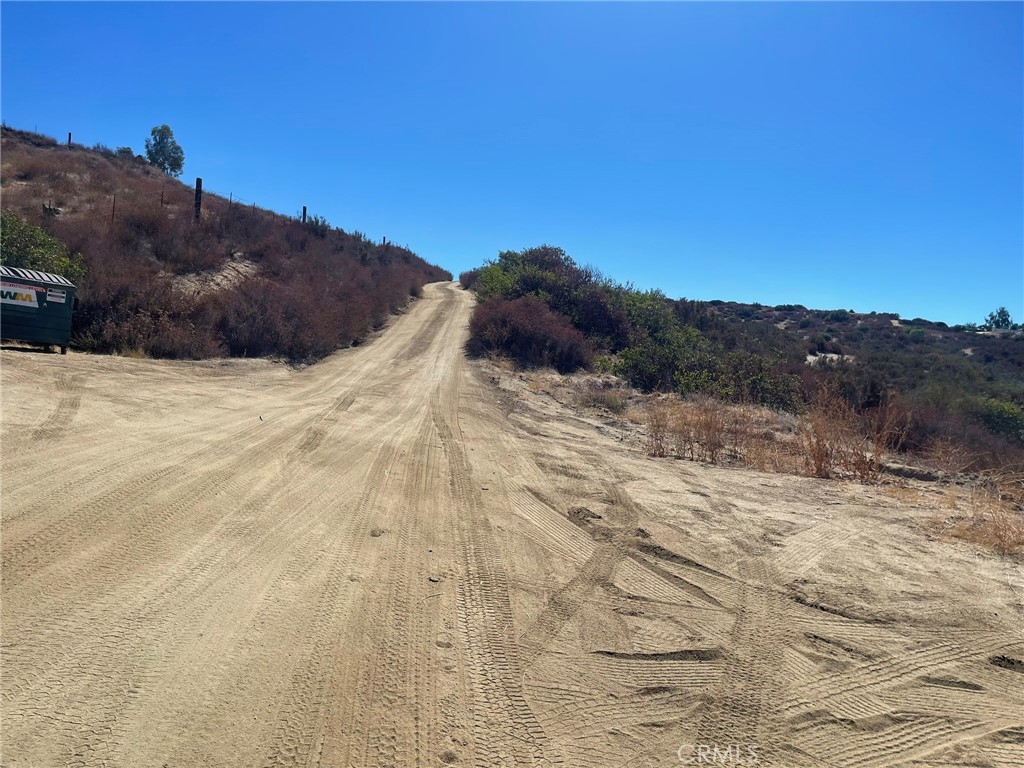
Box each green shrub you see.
[473,262,517,300]
[0,213,86,283]
[972,398,1024,445]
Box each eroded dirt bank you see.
[2,282,1022,767]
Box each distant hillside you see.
[0,125,450,361]
[461,246,1024,469]
[704,301,1024,385]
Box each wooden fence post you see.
[194,178,203,221]
[67,132,72,147]
[302,206,307,224]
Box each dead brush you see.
[696,399,728,463]
[796,382,894,480]
[853,400,912,481]
[945,470,1024,555]
[922,437,978,476]
[526,376,547,394]
[720,403,803,473]
[644,400,672,457]
[798,383,857,478]
[666,397,728,463]
[670,404,698,461]
[736,423,787,472]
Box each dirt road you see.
[2,282,1022,767]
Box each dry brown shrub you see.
[854,401,912,481]
[624,405,646,425]
[695,399,727,463]
[739,426,787,472]
[661,398,796,469]
[793,383,907,481]
[883,484,928,506]
[644,400,672,457]
[664,398,730,464]
[670,404,697,460]
[941,485,959,510]
[798,382,858,478]
[922,437,976,475]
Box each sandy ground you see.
[2,281,1022,768]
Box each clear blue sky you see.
[2,1,1021,325]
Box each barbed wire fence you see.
[72,162,395,249]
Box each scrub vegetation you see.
[462,245,1024,478]
[0,125,450,362]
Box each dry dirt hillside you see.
[1,282,1022,767]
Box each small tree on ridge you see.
[144,124,185,177]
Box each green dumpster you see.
[1,265,78,354]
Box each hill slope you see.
[461,246,1024,468]
[0,125,450,361]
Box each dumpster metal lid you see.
[0,265,76,288]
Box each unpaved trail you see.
[2,282,1022,768]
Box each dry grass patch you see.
[925,472,1024,555]
[883,484,929,507]
[634,388,914,484]
[939,472,1024,556]
[576,380,629,414]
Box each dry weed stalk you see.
[527,376,546,394]
[923,437,977,475]
[947,470,1024,555]
[670,404,697,461]
[798,383,857,478]
[695,399,727,463]
[662,398,728,463]
[739,425,785,472]
[859,401,912,480]
[796,384,908,481]
[644,401,672,457]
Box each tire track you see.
[260,438,407,768]
[31,371,82,441]
[433,395,557,766]
[517,541,619,667]
[692,554,792,766]
[2,410,382,766]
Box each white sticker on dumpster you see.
[46,288,67,304]
[1,281,39,308]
